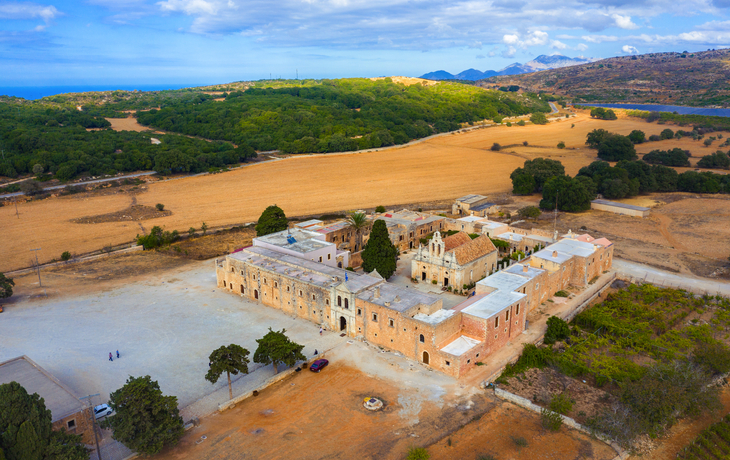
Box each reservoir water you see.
[574,103,730,118]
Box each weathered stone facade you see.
[216,232,613,379]
[412,231,498,288]
[375,210,445,251]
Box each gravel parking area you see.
[0,260,345,420]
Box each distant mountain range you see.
[420,54,597,81]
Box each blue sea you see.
[574,102,730,118]
[0,84,210,100]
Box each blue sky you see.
[2,0,730,87]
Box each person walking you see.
[109,352,113,362]
[116,350,120,359]
[319,327,323,336]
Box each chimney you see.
[395,295,400,302]
[385,301,391,307]
[523,264,528,273]
[552,250,558,258]
[374,287,380,298]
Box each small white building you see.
[252,228,349,268]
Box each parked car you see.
[94,404,113,419]
[310,359,329,372]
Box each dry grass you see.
[105,116,154,132]
[0,113,677,272]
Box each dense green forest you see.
[0,78,547,180]
[0,101,253,179]
[136,78,550,154]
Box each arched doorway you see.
[340,316,347,331]
[422,351,430,365]
[254,290,259,300]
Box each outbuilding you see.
[590,199,650,217]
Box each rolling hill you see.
[481,48,730,107]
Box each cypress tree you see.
[255,205,288,236]
[361,219,397,279]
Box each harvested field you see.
[105,116,153,132]
[72,204,170,223]
[0,113,685,272]
[156,226,256,260]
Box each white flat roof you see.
[532,248,572,264]
[550,238,597,258]
[413,308,456,325]
[495,232,523,242]
[504,263,544,280]
[477,271,531,292]
[440,336,481,356]
[462,290,526,320]
[481,220,507,229]
[457,216,484,223]
[254,228,332,254]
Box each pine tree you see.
[205,344,250,400]
[361,219,397,279]
[100,376,184,456]
[253,328,306,374]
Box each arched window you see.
[344,298,349,309]
[337,296,342,306]
[223,281,227,287]
[419,334,425,343]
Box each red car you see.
[310,359,329,372]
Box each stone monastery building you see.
[217,224,613,378]
[412,231,498,288]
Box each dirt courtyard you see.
[1,112,673,272]
[154,358,616,460]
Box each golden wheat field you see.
[0,111,673,272]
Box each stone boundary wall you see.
[217,354,326,412]
[493,387,628,460]
[562,272,617,324]
[6,245,144,276]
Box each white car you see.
[94,404,113,419]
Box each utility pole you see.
[30,248,42,287]
[80,393,102,460]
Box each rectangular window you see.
[357,308,362,315]
[372,313,378,322]
[445,361,451,366]
[319,256,322,262]
[389,318,394,327]
[312,294,316,300]
[67,419,76,429]
[515,304,520,315]
[506,311,510,321]
[328,254,331,260]
[495,317,499,328]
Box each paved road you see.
[613,258,730,296]
[548,101,559,114]
[0,171,156,198]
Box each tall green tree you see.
[253,328,306,374]
[510,158,565,193]
[0,382,87,460]
[255,205,288,236]
[539,175,596,212]
[597,134,637,161]
[100,376,184,456]
[361,219,398,279]
[530,112,548,125]
[345,211,369,253]
[0,273,14,299]
[205,344,250,400]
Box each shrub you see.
[156,203,165,211]
[517,206,541,219]
[61,251,71,261]
[406,447,430,460]
[661,128,675,140]
[506,122,512,127]
[19,180,44,196]
[541,408,563,431]
[523,141,528,146]
[491,143,501,151]
[510,435,528,448]
[530,112,548,125]
[517,120,525,126]
[648,134,661,141]
[544,316,570,344]
[697,151,730,169]
[549,392,574,415]
[693,341,730,374]
[136,226,180,250]
[557,141,565,149]
[597,134,637,161]
[554,290,569,297]
[628,130,646,144]
[375,205,386,213]
[188,227,196,237]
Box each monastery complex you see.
[216,200,614,378]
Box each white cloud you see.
[503,34,519,45]
[622,44,639,53]
[502,45,516,58]
[502,30,548,48]
[551,40,567,49]
[576,43,588,51]
[0,2,59,21]
[157,0,221,15]
[612,14,639,30]
[581,34,619,43]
